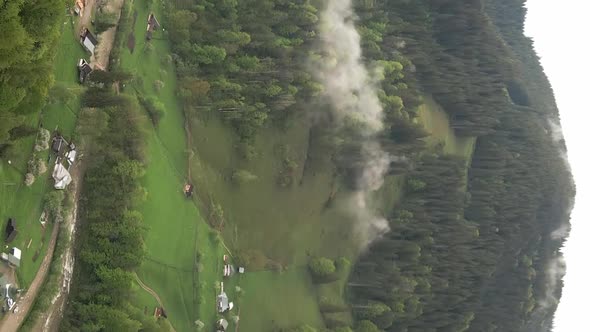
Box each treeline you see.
[349,0,574,331]
[60,90,162,331]
[0,0,64,145]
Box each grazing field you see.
[119,2,224,331]
[418,97,477,159]
[0,14,86,287]
[238,268,324,331]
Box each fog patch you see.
[314,0,391,248]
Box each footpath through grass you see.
[119,2,223,331]
[0,13,86,288]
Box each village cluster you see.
[0,131,77,315]
[214,255,244,331]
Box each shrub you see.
[9,125,37,140]
[161,54,173,65]
[34,128,51,151]
[144,41,154,54]
[356,320,380,332]
[138,96,166,126]
[309,257,336,278]
[37,158,47,175]
[237,142,257,161]
[44,190,65,222]
[194,320,204,330]
[153,79,165,92]
[24,173,35,186]
[231,169,258,185]
[95,12,118,33]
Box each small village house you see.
[53,162,73,190]
[4,218,17,244]
[216,282,234,313]
[216,318,229,332]
[80,28,98,54]
[3,247,22,268]
[146,13,161,40]
[77,59,93,83]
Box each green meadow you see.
[119,2,224,330]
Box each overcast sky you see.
[524,1,590,331]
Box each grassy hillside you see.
[118,2,224,330]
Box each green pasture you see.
[418,97,477,159]
[0,13,86,288]
[238,268,324,331]
[120,1,224,330]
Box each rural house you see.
[216,282,233,313]
[5,247,21,267]
[80,28,98,54]
[4,218,17,243]
[146,13,161,40]
[53,162,73,190]
[77,59,93,83]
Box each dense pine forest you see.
[348,1,574,331]
[0,0,574,331]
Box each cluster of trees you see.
[60,89,163,331]
[348,0,574,331]
[165,0,324,149]
[0,0,64,149]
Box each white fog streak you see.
[317,0,390,247]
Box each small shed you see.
[217,318,229,332]
[8,248,21,267]
[4,218,17,243]
[77,59,93,83]
[66,149,77,166]
[80,28,98,54]
[223,264,235,277]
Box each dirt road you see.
[90,0,124,70]
[134,273,164,308]
[76,0,95,33]
[134,274,177,332]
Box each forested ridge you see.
[348,1,574,331]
